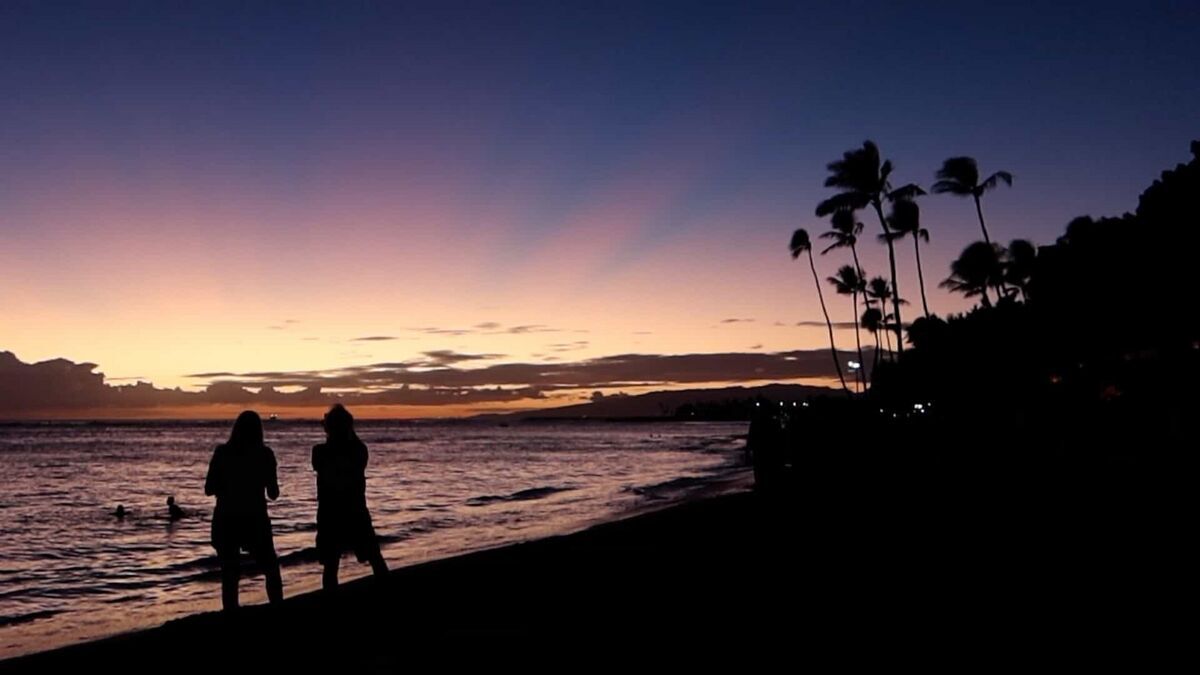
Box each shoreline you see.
[3,474,761,668]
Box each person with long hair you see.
[313,404,388,589]
[204,410,284,610]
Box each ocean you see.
[0,419,748,658]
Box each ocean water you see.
[0,419,748,658]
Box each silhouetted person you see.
[313,404,388,589]
[166,496,185,521]
[113,504,126,519]
[205,410,284,610]
[748,402,786,492]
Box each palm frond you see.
[789,228,811,258]
[981,170,1014,190]
[888,183,926,202]
[930,179,972,195]
[815,192,870,216]
[935,156,979,186]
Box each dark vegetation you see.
[758,141,1198,651]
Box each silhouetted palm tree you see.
[940,241,1004,308]
[827,264,868,392]
[865,275,897,359]
[885,198,931,318]
[931,156,1012,247]
[820,209,866,276]
[1005,239,1036,302]
[861,307,884,372]
[816,141,918,352]
[790,228,850,394]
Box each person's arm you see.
[265,449,280,501]
[204,447,222,497]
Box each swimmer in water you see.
[167,496,185,521]
[114,504,126,519]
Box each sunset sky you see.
[2,1,1198,416]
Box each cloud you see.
[506,324,559,334]
[413,326,474,336]
[198,349,865,391]
[408,323,570,337]
[420,350,505,365]
[1,346,860,417]
[547,341,589,352]
[720,318,755,324]
[795,320,859,329]
[351,336,400,342]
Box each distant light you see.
[848,360,862,370]
[792,401,797,407]
[913,403,924,410]
[802,402,810,408]
[755,402,760,407]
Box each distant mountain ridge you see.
[478,383,837,421]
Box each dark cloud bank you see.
[0,347,858,417]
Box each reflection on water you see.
[0,420,747,658]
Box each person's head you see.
[166,496,175,506]
[323,404,357,442]
[228,410,265,448]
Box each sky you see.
[2,1,1198,417]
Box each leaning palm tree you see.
[790,228,850,394]
[1004,239,1036,302]
[816,141,920,352]
[940,241,1004,309]
[860,306,884,373]
[885,198,932,318]
[826,264,868,392]
[931,156,1012,247]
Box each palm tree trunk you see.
[871,328,881,372]
[881,314,893,359]
[972,195,992,246]
[913,235,930,318]
[850,291,865,392]
[872,201,904,353]
[973,194,1009,298]
[808,250,850,395]
[848,243,869,387]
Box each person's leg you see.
[322,556,340,590]
[250,538,283,604]
[368,548,388,577]
[264,562,283,604]
[220,553,240,611]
